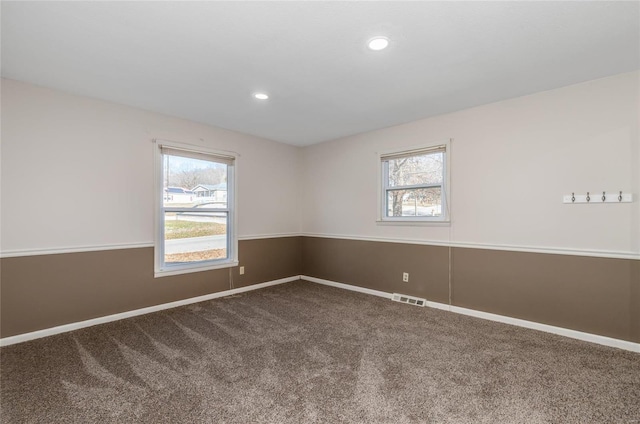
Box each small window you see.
[380,141,449,222]
[154,140,237,277]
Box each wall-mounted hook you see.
[564,191,631,204]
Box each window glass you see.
[388,152,444,187]
[381,145,448,222]
[156,143,236,276]
[386,187,442,217]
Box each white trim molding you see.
[375,220,451,227]
[301,233,448,248]
[0,234,301,258]
[3,234,638,260]
[0,276,301,347]
[300,276,640,353]
[238,233,301,240]
[301,233,640,260]
[0,242,155,258]
[449,240,640,261]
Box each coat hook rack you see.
[563,191,633,204]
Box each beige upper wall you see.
[2,72,638,256]
[0,79,301,253]
[301,71,640,256]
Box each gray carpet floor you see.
[1,280,639,423]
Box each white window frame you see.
[378,139,451,224]
[154,139,238,278]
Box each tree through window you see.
[381,143,448,221]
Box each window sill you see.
[376,220,451,227]
[155,260,239,278]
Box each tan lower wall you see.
[301,236,450,303]
[301,237,639,343]
[0,237,301,338]
[3,235,637,344]
[451,247,638,343]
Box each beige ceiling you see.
[2,1,639,146]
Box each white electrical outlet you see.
[402,272,409,282]
[240,266,245,275]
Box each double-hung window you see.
[380,141,450,222]
[154,140,237,277]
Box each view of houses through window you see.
[162,152,231,266]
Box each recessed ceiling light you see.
[367,37,389,51]
[254,92,269,100]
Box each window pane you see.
[386,187,442,217]
[164,211,227,264]
[163,154,228,208]
[387,152,443,187]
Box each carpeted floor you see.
[1,280,639,423]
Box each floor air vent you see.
[392,293,426,307]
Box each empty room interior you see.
[1,1,639,423]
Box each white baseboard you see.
[0,275,301,347]
[424,300,451,311]
[4,275,639,354]
[302,276,393,299]
[300,276,640,353]
[448,305,640,353]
